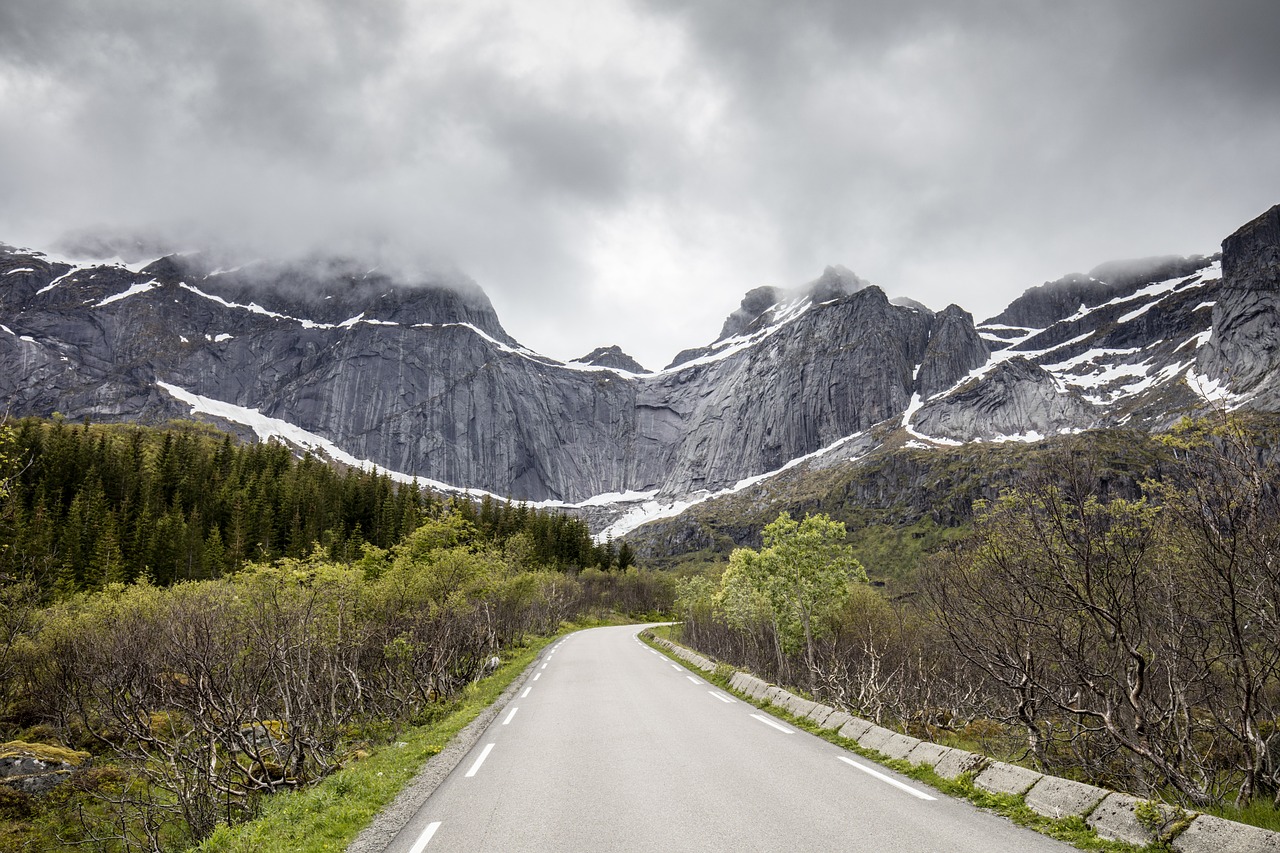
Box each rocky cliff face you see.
[4,204,1280,533]
[1198,204,1280,404]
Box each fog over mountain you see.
[2,1,1279,370]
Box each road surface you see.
[380,625,1073,852]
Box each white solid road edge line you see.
[838,756,937,801]
[407,820,442,853]
[465,743,495,778]
[503,706,519,725]
[750,713,795,734]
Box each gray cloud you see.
[1,1,1278,368]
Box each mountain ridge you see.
[4,203,1279,537]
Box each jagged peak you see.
[715,285,783,342]
[891,296,932,313]
[808,264,870,301]
[1087,255,1214,288]
[985,254,1214,329]
[711,265,873,345]
[936,303,972,320]
[179,252,512,340]
[1222,203,1280,288]
[571,345,650,374]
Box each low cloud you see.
[2,0,1278,369]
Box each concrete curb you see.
[837,716,874,741]
[903,740,952,768]
[805,704,836,727]
[644,633,1280,851]
[974,760,1043,796]
[821,710,852,732]
[344,643,550,853]
[1024,776,1107,820]
[879,733,923,761]
[1086,793,1183,848]
[932,747,987,780]
[855,724,898,753]
[1173,814,1280,853]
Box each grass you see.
[195,624,587,853]
[639,630,1154,853]
[1199,798,1280,833]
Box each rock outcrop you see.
[1198,203,1280,402]
[915,304,989,399]
[913,357,1093,442]
[573,345,649,374]
[0,742,90,795]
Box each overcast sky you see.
[2,1,1279,369]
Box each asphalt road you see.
[381,625,1073,852]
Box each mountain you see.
[3,204,1279,540]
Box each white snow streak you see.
[598,428,870,540]
[95,280,159,307]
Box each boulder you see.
[0,741,90,795]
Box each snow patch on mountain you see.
[96,280,159,307]
[598,427,872,540]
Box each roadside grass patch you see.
[197,627,574,853]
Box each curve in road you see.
[379,625,1074,853]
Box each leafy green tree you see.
[721,512,866,691]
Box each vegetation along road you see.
[379,625,1072,852]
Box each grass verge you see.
[197,625,581,853]
[638,630,1151,853]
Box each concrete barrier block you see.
[838,716,874,741]
[857,725,899,753]
[904,741,953,768]
[1024,776,1108,820]
[974,761,1043,796]
[820,710,852,731]
[763,686,788,705]
[805,704,835,727]
[879,733,923,760]
[784,696,817,718]
[1172,814,1280,853]
[746,679,769,700]
[729,673,749,692]
[932,748,987,780]
[774,690,801,711]
[1086,794,1178,848]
